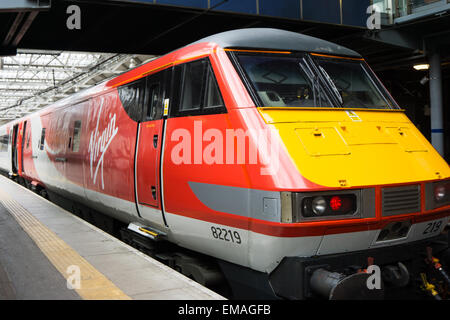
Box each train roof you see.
[193,28,361,58]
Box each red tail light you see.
[330,196,342,211]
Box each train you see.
[0,28,449,300]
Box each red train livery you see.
[1,28,449,299]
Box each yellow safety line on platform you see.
[0,189,131,300]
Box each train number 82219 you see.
[211,226,242,244]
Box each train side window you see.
[146,83,161,121]
[170,65,183,115]
[39,128,46,150]
[26,131,31,149]
[181,60,206,111]
[205,64,223,109]
[118,79,145,122]
[172,58,225,117]
[144,69,170,121]
[72,121,82,152]
[0,135,8,152]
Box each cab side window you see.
[145,70,166,121]
[118,79,145,122]
[171,58,225,117]
[181,60,206,111]
[205,69,223,108]
[147,83,161,120]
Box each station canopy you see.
[0,51,155,124]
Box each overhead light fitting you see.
[413,63,430,71]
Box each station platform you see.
[0,175,225,300]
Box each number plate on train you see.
[420,219,445,236]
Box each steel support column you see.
[429,50,444,156]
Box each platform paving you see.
[0,175,225,300]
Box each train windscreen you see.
[313,56,398,109]
[234,53,398,110]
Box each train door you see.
[20,120,27,174]
[65,103,86,201]
[22,119,34,179]
[11,124,19,175]
[135,69,170,227]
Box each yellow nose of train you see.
[258,107,450,188]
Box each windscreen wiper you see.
[318,65,343,105]
[299,58,320,106]
[304,55,341,108]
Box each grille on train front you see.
[382,185,421,216]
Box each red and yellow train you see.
[1,28,449,299]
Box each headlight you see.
[302,194,357,218]
[434,185,446,202]
[311,197,327,215]
[426,180,450,210]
